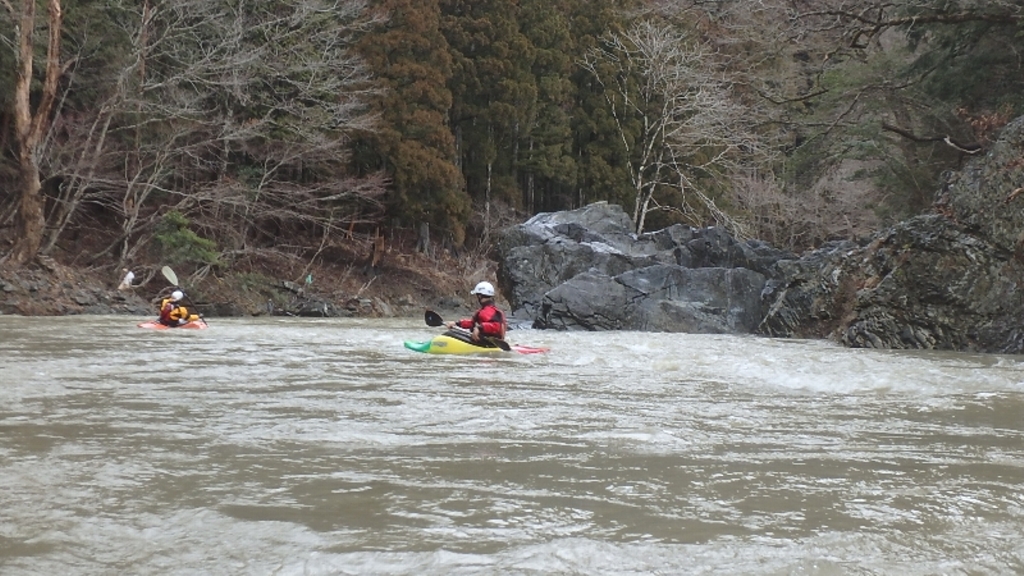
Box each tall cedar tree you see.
[567,0,638,211]
[441,0,537,238]
[355,0,468,243]
[515,0,578,214]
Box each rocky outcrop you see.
[759,116,1024,353]
[759,214,1024,352]
[496,116,1024,353]
[0,260,427,320]
[0,259,152,316]
[496,202,793,333]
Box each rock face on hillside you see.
[759,215,1024,352]
[761,116,1024,353]
[496,116,1024,353]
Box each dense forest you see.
[2,0,1022,275]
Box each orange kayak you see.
[137,319,208,330]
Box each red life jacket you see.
[455,303,506,339]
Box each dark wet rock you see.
[498,201,786,333]
[72,291,96,306]
[294,299,337,317]
[757,240,860,340]
[375,297,394,317]
[758,116,1024,353]
[830,215,1018,352]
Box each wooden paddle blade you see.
[424,309,445,327]
[161,266,179,286]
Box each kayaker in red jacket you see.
[446,281,507,342]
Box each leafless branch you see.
[582,18,774,234]
[36,0,385,264]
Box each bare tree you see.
[2,0,63,265]
[581,18,770,235]
[789,0,1022,51]
[31,0,387,268]
[772,0,1023,220]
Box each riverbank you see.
[0,246,499,321]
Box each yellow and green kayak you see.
[404,330,548,355]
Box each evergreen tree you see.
[566,0,636,211]
[355,0,468,243]
[516,0,578,213]
[441,0,537,239]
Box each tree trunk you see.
[415,221,430,254]
[10,166,45,263]
[525,139,535,213]
[7,0,64,265]
[635,186,653,235]
[485,160,492,242]
[526,172,535,214]
[633,176,650,234]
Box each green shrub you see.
[154,211,220,266]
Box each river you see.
[2,315,1023,575]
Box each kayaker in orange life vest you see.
[158,290,196,327]
[446,281,507,342]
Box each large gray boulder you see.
[536,265,766,333]
[496,201,789,333]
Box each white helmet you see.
[171,290,184,302]
[470,281,495,297]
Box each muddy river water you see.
[2,316,1023,575]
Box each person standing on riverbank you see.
[117,268,135,291]
[445,281,507,343]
